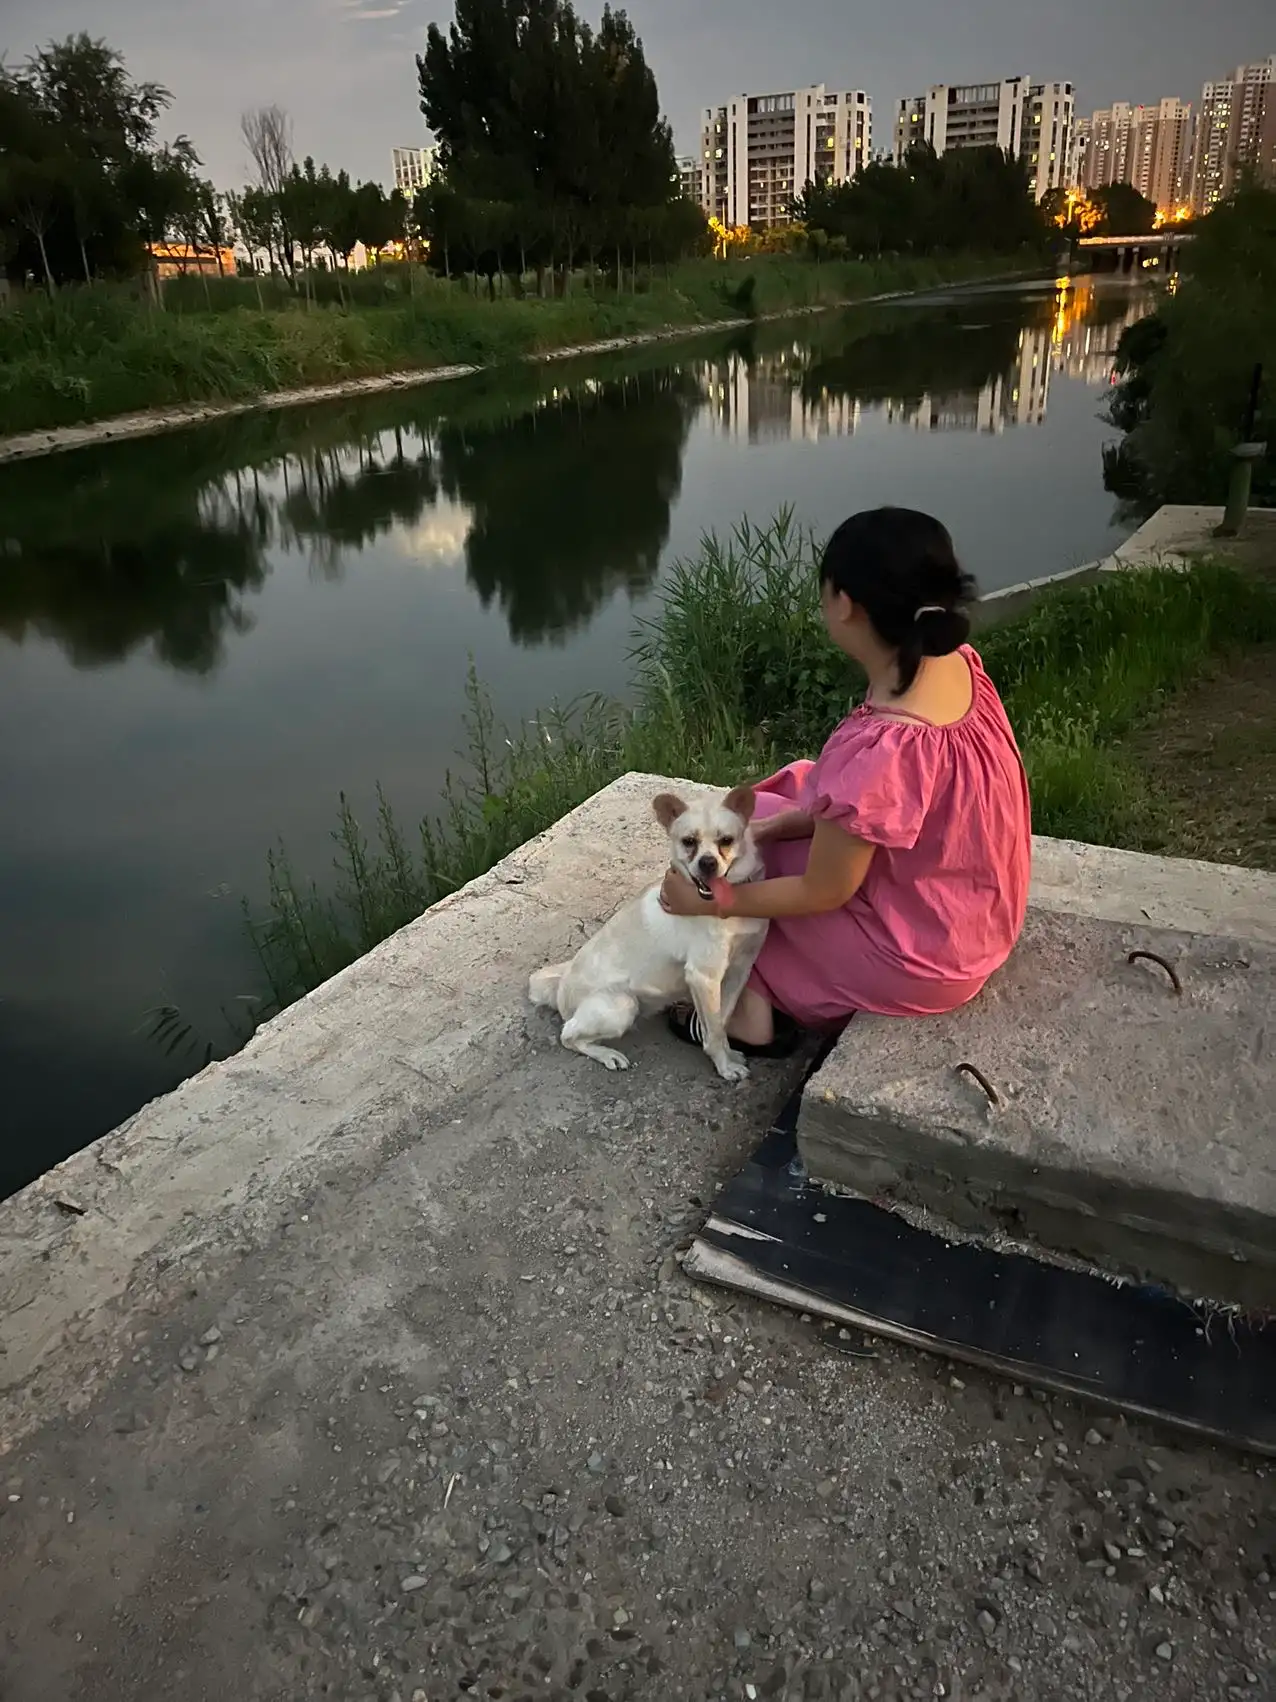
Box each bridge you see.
[1077,230,1194,272]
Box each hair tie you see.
[914,604,946,620]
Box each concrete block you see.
[799,907,1276,1308]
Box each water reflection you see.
[698,276,1149,440]
[0,278,1152,674]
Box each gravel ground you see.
[1,1025,1271,1702]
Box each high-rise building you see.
[1132,98,1195,214]
[892,76,1074,199]
[701,85,872,228]
[676,155,702,206]
[1078,102,1137,189]
[392,146,436,196]
[1190,56,1276,213]
[1075,98,1195,214]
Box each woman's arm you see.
[662,821,875,921]
[752,808,815,845]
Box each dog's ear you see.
[652,792,688,830]
[723,785,756,824]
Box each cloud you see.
[341,5,404,18]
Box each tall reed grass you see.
[247,513,1276,1010]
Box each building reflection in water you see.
[700,278,1152,440]
[704,341,863,442]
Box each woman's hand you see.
[659,868,720,917]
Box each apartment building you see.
[1077,102,1136,188]
[1078,98,1194,213]
[1132,99,1195,213]
[701,85,872,228]
[1191,56,1276,213]
[676,155,702,205]
[893,76,1074,199]
[391,146,436,196]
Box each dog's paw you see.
[714,1049,750,1084]
[595,1047,631,1071]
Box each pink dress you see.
[749,646,1031,1024]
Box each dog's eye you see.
[681,837,697,853]
[717,837,735,851]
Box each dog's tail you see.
[527,963,568,1010]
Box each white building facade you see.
[701,85,872,227]
[391,146,437,196]
[893,76,1074,200]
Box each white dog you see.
[528,787,768,1081]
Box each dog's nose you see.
[696,853,718,878]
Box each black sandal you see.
[666,1003,804,1060]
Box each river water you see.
[0,273,1154,1191]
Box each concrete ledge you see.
[800,858,1276,1309]
[4,779,1275,1455]
[0,772,719,1449]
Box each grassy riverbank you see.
[249,514,1276,1008]
[0,253,1021,438]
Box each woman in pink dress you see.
[660,507,1032,1057]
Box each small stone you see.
[1149,1585,1165,1605]
[605,1494,626,1517]
[1008,1657,1023,1674]
[808,1579,829,1605]
[1085,1428,1104,1446]
[1104,1542,1123,1564]
[1155,1643,1173,1662]
[200,1326,222,1346]
[413,1692,428,1702]
[400,1575,428,1592]
[976,1610,997,1636]
[587,1452,606,1475]
[949,1375,966,1391]
[178,1353,199,1373]
[815,1478,836,1499]
[733,1628,752,1651]
[492,1544,513,1565]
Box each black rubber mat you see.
[687,1086,1276,1456]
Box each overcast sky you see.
[4,0,1272,189]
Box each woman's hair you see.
[819,507,977,696]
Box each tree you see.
[0,35,205,288]
[353,181,403,258]
[319,167,360,272]
[415,0,695,287]
[241,105,295,276]
[794,144,1048,260]
[119,135,201,300]
[195,181,229,274]
[281,156,329,294]
[1091,182,1157,237]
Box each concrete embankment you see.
[1,775,1272,1701]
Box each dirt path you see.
[1126,647,1276,871]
